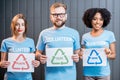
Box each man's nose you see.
[56,15,61,18]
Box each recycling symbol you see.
[51,49,69,65]
[87,49,102,65]
[12,54,29,70]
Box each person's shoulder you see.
[104,30,114,34]
[42,27,52,32]
[40,27,52,34]
[2,37,12,43]
[82,32,90,37]
[65,26,78,33]
[25,37,34,42]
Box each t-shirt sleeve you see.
[30,39,36,53]
[81,35,85,46]
[36,32,45,51]
[74,31,81,50]
[1,40,7,52]
[109,32,116,44]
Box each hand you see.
[32,60,40,67]
[105,48,111,58]
[40,55,47,64]
[72,54,79,63]
[0,61,10,68]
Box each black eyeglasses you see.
[51,13,66,18]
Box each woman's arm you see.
[0,52,10,68]
[105,42,116,60]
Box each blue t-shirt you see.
[1,37,35,80]
[81,30,116,76]
[36,26,80,80]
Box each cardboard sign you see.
[7,53,35,72]
[46,48,73,67]
[83,48,107,66]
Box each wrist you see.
[108,53,112,58]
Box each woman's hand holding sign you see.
[32,60,40,67]
[0,61,10,68]
[104,42,116,60]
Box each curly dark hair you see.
[82,8,111,28]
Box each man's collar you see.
[52,25,65,30]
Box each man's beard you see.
[54,20,66,28]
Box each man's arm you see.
[36,50,47,64]
[72,49,80,63]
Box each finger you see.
[41,55,47,58]
[32,60,40,67]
